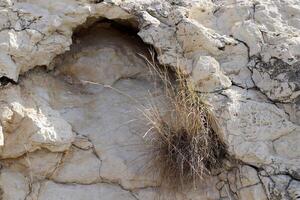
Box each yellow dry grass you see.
[140,51,227,190]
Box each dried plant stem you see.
[141,51,227,190]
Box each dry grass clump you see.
[141,53,227,189]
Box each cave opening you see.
[26,17,166,191]
[51,17,155,87]
[0,15,228,199]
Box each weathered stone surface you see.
[135,176,220,200]
[38,181,136,200]
[0,169,29,200]
[232,21,263,56]
[288,180,300,200]
[0,86,74,159]
[0,0,299,199]
[51,147,101,184]
[23,25,161,190]
[280,99,300,125]
[239,184,267,200]
[260,174,293,200]
[249,57,300,103]
[209,87,300,178]
[56,23,148,86]
[238,166,267,200]
[189,55,231,92]
[2,150,62,180]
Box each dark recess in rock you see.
[0,76,16,86]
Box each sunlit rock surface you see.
[0,0,300,199]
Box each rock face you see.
[0,0,300,199]
[189,55,232,92]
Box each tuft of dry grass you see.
[140,52,227,190]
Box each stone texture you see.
[249,56,300,103]
[238,166,267,200]
[189,55,231,92]
[0,169,29,200]
[51,147,101,184]
[55,23,148,86]
[280,99,300,125]
[288,180,300,200]
[0,0,299,199]
[38,181,136,200]
[260,174,293,199]
[0,86,74,159]
[209,87,300,178]
[2,150,62,180]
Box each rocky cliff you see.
[0,0,299,199]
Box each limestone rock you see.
[239,184,267,200]
[72,135,93,150]
[18,25,162,190]
[177,18,231,55]
[249,57,300,103]
[231,21,263,56]
[260,175,292,199]
[0,169,29,200]
[0,86,74,159]
[38,181,136,200]
[189,55,232,92]
[0,52,20,81]
[2,150,62,180]
[135,176,220,200]
[288,180,300,200]
[56,23,148,85]
[0,0,299,199]
[208,86,300,180]
[280,100,300,125]
[238,166,267,200]
[51,147,101,184]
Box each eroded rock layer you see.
[0,0,300,199]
